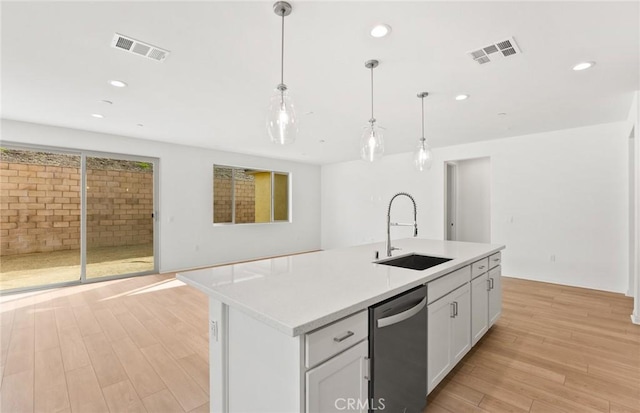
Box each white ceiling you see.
[2,1,638,165]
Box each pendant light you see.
[414,92,433,171]
[267,1,298,145]
[361,59,384,162]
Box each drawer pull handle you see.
[450,301,459,317]
[363,357,370,380]
[478,265,486,270]
[487,279,491,291]
[492,258,500,262]
[334,331,354,342]
[489,278,495,290]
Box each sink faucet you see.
[386,192,418,257]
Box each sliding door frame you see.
[0,141,159,295]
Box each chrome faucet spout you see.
[386,192,418,257]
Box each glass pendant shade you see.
[267,88,297,145]
[361,121,384,162]
[414,138,433,171]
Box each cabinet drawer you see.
[305,311,367,368]
[471,258,489,279]
[427,266,471,304]
[489,252,501,269]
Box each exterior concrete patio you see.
[0,243,153,291]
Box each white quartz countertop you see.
[177,238,504,337]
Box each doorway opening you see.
[444,157,491,243]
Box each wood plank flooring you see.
[0,274,210,413]
[0,273,638,412]
[427,277,640,413]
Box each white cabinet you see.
[450,284,471,365]
[488,266,502,326]
[305,311,369,413]
[426,255,502,395]
[427,283,471,393]
[489,252,501,268]
[471,258,489,279]
[305,311,368,368]
[470,254,503,346]
[427,294,452,393]
[306,340,369,413]
[470,272,489,345]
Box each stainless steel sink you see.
[376,254,452,271]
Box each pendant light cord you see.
[279,12,285,87]
[370,66,374,122]
[421,96,425,139]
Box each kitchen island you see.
[177,238,504,413]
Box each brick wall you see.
[234,179,255,223]
[213,168,255,224]
[0,160,153,256]
[213,176,233,223]
[87,169,153,248]
[0,162,81,256]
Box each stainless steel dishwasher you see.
[369,285,427,413]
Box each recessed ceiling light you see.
[137,123,144,127]
[370,24,391,38]
[91,113,104,118]
[497,112,507,116]
[455,94,469,101]
[101,100,113,105]
[108,79,128,88]
[572,61,595,71]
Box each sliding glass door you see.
[0,147,82,290]
[85,156,155,279]
[0,145,157,293]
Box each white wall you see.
[322,121,629,293]
[454,157,491,243]
[1,119,321,273]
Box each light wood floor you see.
[0,274,638,413]
[0,273,210,413]
[427,277,640,413]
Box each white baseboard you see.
[632,313,640,325]
[626,289,634,297]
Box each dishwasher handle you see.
[377,297,427,328]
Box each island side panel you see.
[209,298,229,413]
[227,306,303,413]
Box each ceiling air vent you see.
[467,37,521,65]
[110,33,170,62]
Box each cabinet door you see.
[471,273,489,345]
[488,266,502,326]
[306,340,369,413]
[427,296,453,394]
[450,283,471,365]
